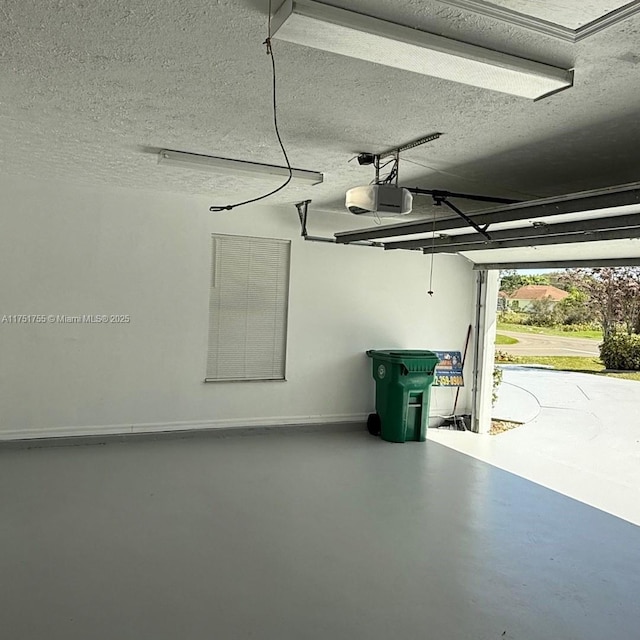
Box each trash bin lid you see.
[366,349,439,362]
[389,350,437,358]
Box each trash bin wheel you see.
[367,413,382,436]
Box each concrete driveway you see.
[430,366,640,526]
[498,330,600,356]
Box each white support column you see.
[471,270,499,434]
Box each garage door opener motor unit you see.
[346,184,413,216]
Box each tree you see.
[554,289,596,325]
[545,271,572,291]
[526,297,557,327]
[561,268,640,337]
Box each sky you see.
[516,269,560,275]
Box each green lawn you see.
[497,355,640,382]
[495,334,519,345]
[497,322,603,340]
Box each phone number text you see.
[433,375,464,387]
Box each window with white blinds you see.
[206,234,291,381]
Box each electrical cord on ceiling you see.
[370,158,396,185]
[210,0,293,212]
[402,157,539,200]
[368,157,398,223]
[381,161,398,185]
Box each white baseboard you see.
[0,413,369,442]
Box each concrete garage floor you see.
[1,428,640,639]
[431,366,640,526]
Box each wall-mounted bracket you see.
[295,201,383,248]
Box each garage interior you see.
[1,1,640,638]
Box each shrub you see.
[557,322,601,333]
[492,365,503,406]
[498,310,526,324]
[599,333,640,370]
[495,350,519,363]
[523,298,559,327]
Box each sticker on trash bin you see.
[432,351,464,387]
[377,364,386,379]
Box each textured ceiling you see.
[483,0,633,28]
[2,0,640,219]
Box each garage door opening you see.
[434,265,640,526]
[334,182,640,524]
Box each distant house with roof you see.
[507,285,569,311]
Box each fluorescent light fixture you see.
[158,149,324,185]
[271,0,573,100]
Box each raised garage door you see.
[333,182,640,432]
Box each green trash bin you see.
[366,350,440,443]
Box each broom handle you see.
[452,324,473,416]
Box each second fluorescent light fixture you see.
[271,0,573,100]
[158,150,324,185]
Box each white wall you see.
[0,177,477,439]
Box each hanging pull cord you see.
[427,207,437,297]
[210,0,293,212]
